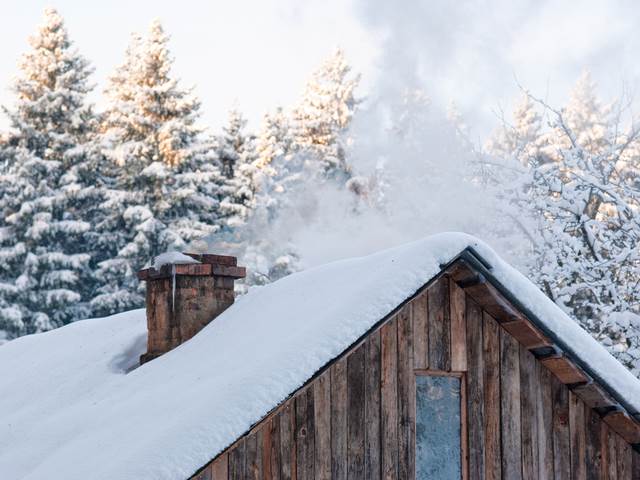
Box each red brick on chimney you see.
[137,253,246,364]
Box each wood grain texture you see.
[585,407,603,480]
[572,382,617,409]
[380,318,398,480]
[295,388,315,480]
[616,434,632,479]
[537,364,554,480]
[364,330,381,480]
[211,454,228,480]
[279,402,295,480]
[551,375,571,480]
[450,281,467,371]
[605,425,617,480]
[569,392,587,480]
[192,464,212,480]
[520,346,540,480]
[482,312,500,480]
[396,306,415,480]
[263,416,281,480]
[411,292,429,370]
[347,344,366,480]
[462,281,520,323]
[631,449,640,480]
[189,272,638,480]
[228,438,246,480]
[604,411,640,444]
[314,371,331,480]
[465,297,485,480]
[246,429,263,480]
[540,356,589,385]
[500,329,522,480]
[500,319,552,349]
[428,276,451,371]
[331,357,348,480]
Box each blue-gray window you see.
[415,374,462,479]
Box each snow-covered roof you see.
[1,233,639,480]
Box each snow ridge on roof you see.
[0,233,638,480]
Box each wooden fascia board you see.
[442,248,640,447]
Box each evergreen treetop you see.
[0,8,98,336]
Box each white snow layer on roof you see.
[1,233,639,480]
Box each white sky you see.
[2,1,640,136]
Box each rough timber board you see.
[500,318,552,349]
[540,355,590,385]
[604,411,640,445]
[572,382,618,409]
[463,281,522,323]
[189,265,640,480]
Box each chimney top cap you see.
[182,252,237,266]
[137,252,244,281]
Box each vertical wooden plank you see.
[295,388,314,480]
[482,312,500,480]
[347,344,366,480]
[263,421,272,480]
[279,402,295,480]
[520,346,539,480]
[365,330,381,480]
[551,375,571,480]
[314,371,331,480]
[500,329,522,480]
[193,464,212,480]
[264,416,281,480]
[211,454,229,480]
[450,281,467,371]
[381,317,398,480]
[305,388,315,480]
[465,298,484,480]
[229,439,246,480]
[412,292,429,370]
[631,449,640,480]
[585,407,603,480]
[428,276,451,370]
[331,357,348,480]
[246,433,257,480]
[246,429,263,480]
[569,392,587,480]
[397,306,415,480]
[616,434,631,479]
[605,425,617,480]
[537,364,554,480]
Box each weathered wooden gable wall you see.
[192,275,640,480]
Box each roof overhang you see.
[441,247,640,450]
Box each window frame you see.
[414,370,468,480]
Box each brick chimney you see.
[137,253,246,364]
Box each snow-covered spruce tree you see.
[0,8,103,336]
[228,107,303,288]
[255,107,294,170]
[491,79,640,374]
[253,107,301,218]
[92,20,224,317]
[216,108,257,230]
[292,48,360,181]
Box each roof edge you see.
[443,247,640,423]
